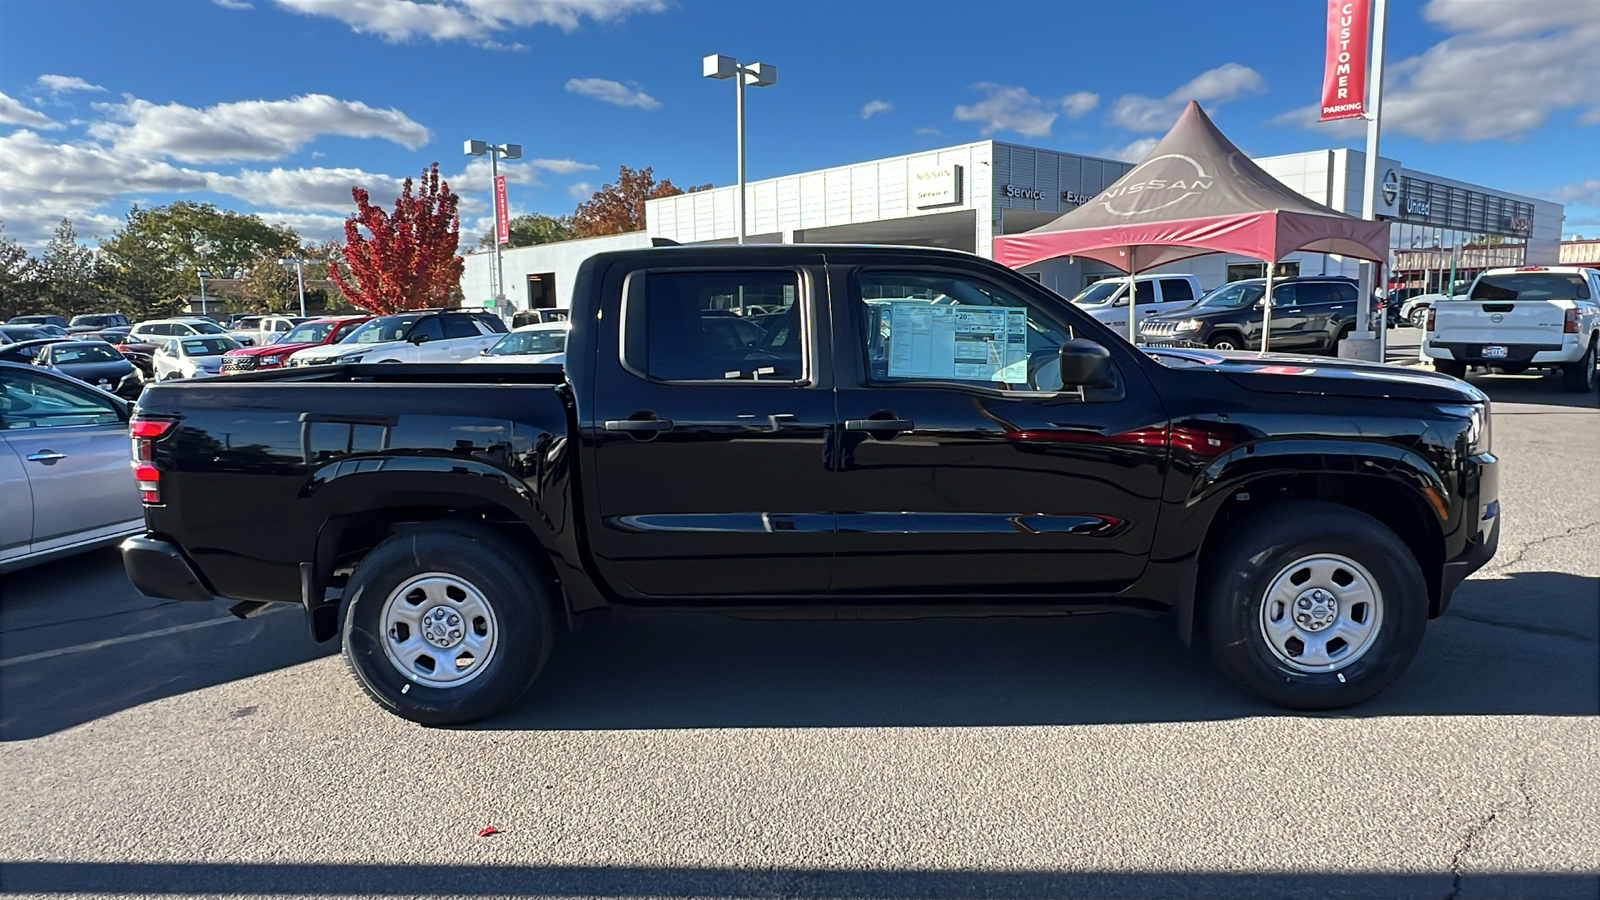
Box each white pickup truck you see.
[1069,274,1204,337]
[1422,266,1600,392]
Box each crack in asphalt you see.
[1486,519,1600,573]
[1442,757,1538,900]
[1443,610,1599,643]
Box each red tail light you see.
[129,416,177,503]
[1565,308,1580,334]
[1425,307,1437,331]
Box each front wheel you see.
[1207,334,1242,351]
[1408,307,1429,328]
[1560,338,1596,393]
[341,524,554,725]
[1202,501,1428,710]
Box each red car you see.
[220,315,371,373]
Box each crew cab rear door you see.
[826,259,1168,598]
[583,255,836,600]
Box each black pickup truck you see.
[123,246,1499,724]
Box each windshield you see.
[490,330,568,356]
[1470,272,1591,302]
[51,344,122,364]
[179,337,240,356]
[346,315,421,344]
[282,321,337,344]
[1070,282,1124,305]
[1197,282,1265,309]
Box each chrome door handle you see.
[26,450,66,463]
[845,417,914,433]
[604,418,673,433]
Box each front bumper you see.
[121,535,215,602]
[1438,453,1500,613]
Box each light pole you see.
[197,269,211,318]
[1356,0,1389,360]
[464,139,522,310]
[280,258,307,317]
[703,54,777,245]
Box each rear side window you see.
[441,316,480,339]
[624,270,802,381]
[1294,282,1333,305]
[1471,273,1590,302]
[1159,279,1195,304]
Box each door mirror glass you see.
[1057,339,1116,389]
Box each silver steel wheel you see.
[1258,553,1384,673]
[378,572,499,688]
[1211,338,1238,351]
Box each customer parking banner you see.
[1321,0,1369,122]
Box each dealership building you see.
[462,139,1563,311]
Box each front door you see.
[585,260,836,600]
[828,263,1169,598]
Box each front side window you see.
[624,270,803,381]
[858,271,1076,392]
[0,369,121,430]
[441,316,480,339]
[1199,282,1264,309]
[409,317,445,343]
[348,315,422,344]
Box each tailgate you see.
[1432,300,1563,344]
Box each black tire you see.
[341,524,554,726]
[1201,501,1428,710]
[1208,333,1243,351]
[1560,337,1596,393]
[1407,307,1428,328]
[1434,359,1467,379]
[1328,324,1354,355]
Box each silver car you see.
[153,335,242,380]
[0,361,142,573]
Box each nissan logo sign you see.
[1381,168,1400,207]
[1100,153,1214,217]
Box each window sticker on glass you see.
[886,304,1028,383]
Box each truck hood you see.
[1144,347,1487,403]
[226,340,317,358]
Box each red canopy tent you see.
[993,101,1390,349]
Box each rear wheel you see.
[1329,324,1354,355]
[341,524,554,725]
[1434,359,1467,379]
[1560,338,1596,393]
[1202,501,1428,710]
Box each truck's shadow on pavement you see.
[482,569,1598,732]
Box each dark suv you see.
[1140,277,1365,353]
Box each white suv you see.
[129,318,247,344]
[1422,266,1600,392]
[287,310,506,366]
[1069,274,1205,338]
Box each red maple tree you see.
[331,163,464,314]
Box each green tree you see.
[39,219,105,317]
[131,201,301,298]
[479,213,577,249]
[0,221,44,321]
[239,255,300,313]
[572,166,710,237]
[97,208,188,321]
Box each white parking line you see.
[0,606,290,668]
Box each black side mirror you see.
[411,333,431,344]
[1058,339,1115,389]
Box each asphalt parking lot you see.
[1,356,1595,900]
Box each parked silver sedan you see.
[0,361,142,573]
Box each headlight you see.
[263,355,281,365]
[334,351,368,364]
[1173,318,1203,332]
[1466,404,1491,455]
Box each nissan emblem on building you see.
[1099,153,1215,217]
[1382,168,1400,207]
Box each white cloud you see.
[914,127,942,136]
[1099,137,1160,163]
[861,100,893,120]
[206,167,411,212]
[270,0,667,47]
[1269,104,1369,140]
[568,182,593,200]
[254,211,349,242]
[1544,178,1600,206]
[1378,0,1600,141]
[1110,63,1266,132]
[36,75,106,94]
[0,92,62,129]
[87,93,429,163]
[564,78,660,109]
[213,0,253,7]
[528,158,597,174]
[953,83,1097,138]
[1273,1,1600,143]
[450,157,542,193]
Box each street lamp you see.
[280,258,307,317]
[196,269,211,318]
[464,139,522,311]
[703,54,777,245]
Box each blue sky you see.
[1,0,1596,251]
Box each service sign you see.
[911,163,961,208]
[1321,0,1369,122]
